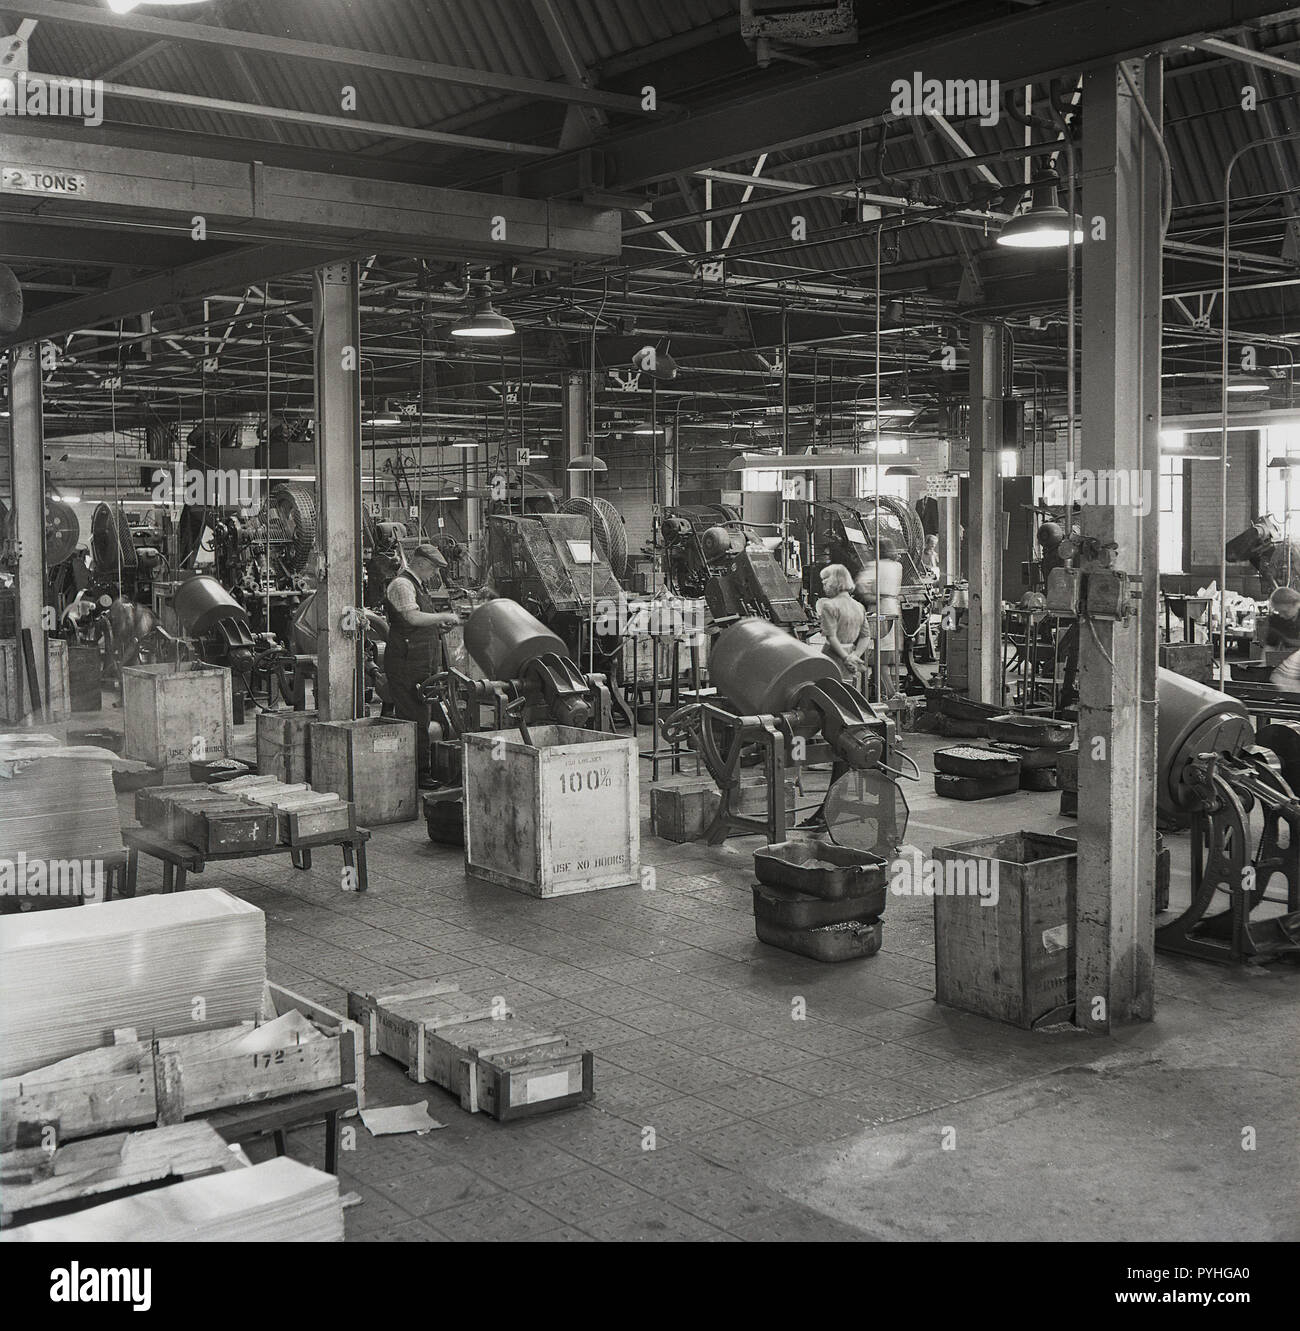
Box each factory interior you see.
[0,0,1297,1270]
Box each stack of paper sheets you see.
[0,751,124,863]
[0,888,266,1078]
[4,1157,343,1242]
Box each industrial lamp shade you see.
[997,172,1084,249]
[566,454,607,473]
[451,284,515,339]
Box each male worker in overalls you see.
[384,543,459,789]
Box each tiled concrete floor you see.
[117,729,1300,1242]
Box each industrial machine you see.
[663,617,909,846]
[421,599,617,845]
[1154,668,1300,964]
[486,511,627,670]
[661,505,811,631]
[1225,515,1300,596]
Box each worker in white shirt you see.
[1267,586,1300,690]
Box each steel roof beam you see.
[0,0,675,115]
[509,0,1299,194]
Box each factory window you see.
[1159,454,1185,574]
[740,469,783,492]
[855,467,909,501]
[1263,424,1300,531]
[999,449,1018,477]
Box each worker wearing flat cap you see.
[384,544,458,788]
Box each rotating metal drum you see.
[463,599,570,680]
[173,574,249,637]
[1155,667,1252,817]
[710,617,839,715]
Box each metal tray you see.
[986,714,1075,749]
[752,838,887,901]
[752,881,886,931]
[754,915,884,962]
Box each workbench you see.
[119,823,371,895]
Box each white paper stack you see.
[0,888,266,1078]
[3,1157,343,1242]
[0,754,123,863]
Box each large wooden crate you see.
[933,832,1077,1029]
[1,639,70,724]
[464,726,639,896]
[256,709,316,784]
[310,717,417,825]
[122,663,234,769]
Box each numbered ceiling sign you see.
[515,447,530,469]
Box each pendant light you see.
[996,171,1084,249]
[451,284,515,339]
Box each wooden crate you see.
[464,726,639,896]
[1,1005,361,1151]
[310,717,417,825]
[0,639,70,723]
[933,832,1077,1029]
[185,806,278,856]
[277,796,355,845]
[256,710,316,784]
[650,782,719,843]
[346,982,507,1081]
[423,1019,591,1120]
[122,663,234,769]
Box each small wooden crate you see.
[310,717,417,826]
[122,663,234,769]
[135,783,199,828]
[185,806,278,856]
[650,782,720,843]
[256,710,316,784]
[277,797,356,845]
[464,726,639,897]
[346,983,507,1081]
[424,1019,592,1120]
[933,832,1077,1029]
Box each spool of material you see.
[173,575,249,637]
[710,617,838,715]
[462,599,569,679]
[1154,667,1252,816]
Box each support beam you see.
[1190,35,1300,80]
[512,0,1292,194]
[0,139,618,343]
[966,323,1003,706]
[313,263,363,723]
[1,0,672,114]
[7,342,45,720]
[562,371,590,500]
[1076,59,1161,1032]
[9,245,352,347]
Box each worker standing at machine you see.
[799,563,871,830]
[384,543,459,789]
[855,539,904,698]
[816,563,871,682]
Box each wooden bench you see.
[203,1085,357,1175]
[120,824,371,895]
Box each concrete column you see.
[8,344,46,720]
[1076,59,1161,1030]
[313,262,363,722]
[966,323,1004,705]
[562,371,590,500]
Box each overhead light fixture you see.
[450,283,515,339]
[632,426,664,436]
[996,171,1084,249]
[1225,379,1270,394]
[364,415,401,427]
[566,454,607,473]
[884,466,918,477]
[855,403,914,418]
[1267,456,1300,468]
[450,438,479,449]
